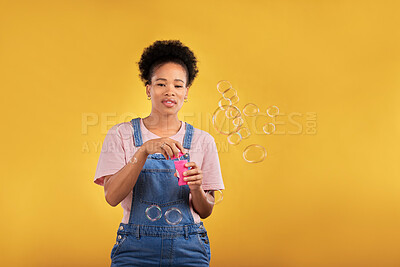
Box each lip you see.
[162,98,177,104]
[162,98,177,108]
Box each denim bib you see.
[129,117,195,226]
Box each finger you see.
[184,174,202,182]
[183,169,202,177]
[161,151,170,161]
[175,141,185,154]
[169,142,181,158]
[184,162,197,168]
[187,180,202,186]
[161,143,174,159]
[163,138,181,158]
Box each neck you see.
[143,111,181,135]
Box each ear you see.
[184,87,190,99]
[146,84,151,97]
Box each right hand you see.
[142,138,185,160]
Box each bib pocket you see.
[136,170,185,206]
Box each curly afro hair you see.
[138,40,199,88]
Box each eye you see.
[157,83,166,87]
[175,85,183,88]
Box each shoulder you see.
[102,122,134,147]
[190,126,218,151]
[107,122,133,136]
[191,126,215,142]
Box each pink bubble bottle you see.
[171,152,189,186]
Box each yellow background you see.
[1,0,399,266]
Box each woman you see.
[94,40,224,266]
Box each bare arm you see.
[191,187,214,219]
[104,147,148,207]
[182,161,214,219]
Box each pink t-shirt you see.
[94,118,225,224]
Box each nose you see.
[164,84,176,96]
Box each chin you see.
[156,108,178,116]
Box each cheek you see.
[174,92,184,101]
[179,90,188,98]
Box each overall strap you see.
[130,117,143,147]
[183,123,194,149]
[131,118,193,149]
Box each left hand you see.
[174,161,203,191]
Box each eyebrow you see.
[155,78,185,83]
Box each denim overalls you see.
[110,118,211,266]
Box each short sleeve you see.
[200,134,225,191]
[93,124,126,186]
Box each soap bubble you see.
[227,132,242,145]
[217,80,232,94]
[205,190,224,205]
[222,87,237,100]
[243,103,259,117]
[230,95,240,105]
[263,123,276,134]
[232,117,244,127]
[243,144,267,163]
[237,127,251,139]
[165,207,183,225]
[218,97,232,109]
[225,105,241,119]
[266,105,279,117]
[212,105,241,135]
[145,205,162,222]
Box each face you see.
[146,62,189,116]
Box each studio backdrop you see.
[1,0,399,266]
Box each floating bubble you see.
[145,205,162,222]
[165,207,183,225]
[232,117,244,127]
[243,103,259,117]
[263,123,276,134]
[222,87,237,100]
[237,127,251,139]
[243,144,267,163]
[205,190,224,205]
[212,105,241,135]
[266,105,279,117]
[225,105,241,119]
[217,80,232,94]
[230,95,240,105]
[227,132,242,145]
[218,97,232,109]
